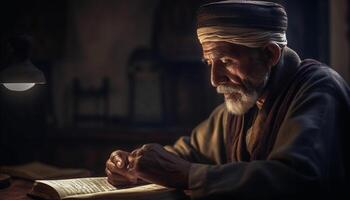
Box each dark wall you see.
[282,0,329,64]
[0,0,67,164]
[0,0,337,172]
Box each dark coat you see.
[166,47,350,200]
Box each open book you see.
[0,161,91,180]
[28,177,187,200]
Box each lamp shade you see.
[0,60,46,84]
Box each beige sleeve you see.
[164,104,229,165]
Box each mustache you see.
[216,85,243,94]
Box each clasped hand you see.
[105,143,190,189]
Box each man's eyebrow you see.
[203,48,224,59]
[203,47,239,58]
[204,48,239,59]
[203,46,220,54]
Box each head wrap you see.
[197,0,288,48]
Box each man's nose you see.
[210,63,228,87]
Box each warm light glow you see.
[3,83,36,91]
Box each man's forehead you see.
[202,41,245,57]
[203,42,232,52]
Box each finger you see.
[106,167,118,181]
[127,155,136,171]
[128,160,155,185]
[106,167,122,178]
[107,174,124,186]
[106,159,119,173]
[106,168,133,186]
[128,149,140,170]
[112,151,129,168]
[141,144,151,151]
[106,159,138,183]
[127,155,143,173]
[105,167,112,176]
[110,151,119,159]
[106,168,118,185]
[112,155,124,168]
[130,149,140,157]
[111,150,128,160]
[127,150,143,171]
[130,147,146,158]
[141,143,159,151]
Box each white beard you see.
[217,73,269,115]
[224,90,259,115]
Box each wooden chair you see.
[72,77,110,126]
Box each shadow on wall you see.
[54,0,221,129]
[0,0,335,131]
[1,0,346,173]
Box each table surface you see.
[0,178,33,200]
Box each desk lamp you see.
[0,35,47,188]
[0,35,46,91]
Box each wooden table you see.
[0,178,33,200]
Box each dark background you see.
[0,0,348,175]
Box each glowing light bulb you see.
[3,83,36,91]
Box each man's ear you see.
[262,42,281,69]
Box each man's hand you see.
[105,150,138,186]
[127,143,191,189]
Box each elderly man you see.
[106,1,350,199]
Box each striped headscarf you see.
[197,0,288,48]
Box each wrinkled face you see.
[202,41,270,115]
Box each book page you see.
[37,177,115,199]
[65,184,175,200]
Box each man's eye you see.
[220,57,237,66]
[220,58,231,64]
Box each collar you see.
[256,47,302,110]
